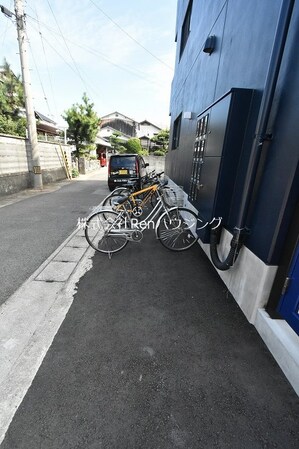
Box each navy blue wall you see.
[167,0,299,265]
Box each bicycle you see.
[84,181,199,257]
[101,170,164,210]
[101,171,180,213]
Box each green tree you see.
[0,58,26,136]
[124,137,143,155]
[62,93,100,161]
[151,128,170,153]
[110,131,124,153]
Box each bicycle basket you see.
[162,186,185,207]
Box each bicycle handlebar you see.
[160,180,168,187]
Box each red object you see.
[100,153,107,167]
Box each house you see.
[137,120,162,150]
[98,111,138,142]
[0,63,61,141]
[35,111,61,140]
[98,112,162,151]
[166,0,299,394]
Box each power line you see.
[25,7,101,108]
[27,22,80,75]
[26,14,167,88]
[45,0,91,94]
[25,13,166,84]
[88,0,173,71]
[0,21,14,46]
[32,0,59,119]
[26,32,52,117]
[27,20,102,101]
[0,1,14,52]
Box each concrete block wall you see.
[39,143,65,169]
[78,157,99,174]
[0,134,72,196]
[144,155,165,174]
[0,135,29,176]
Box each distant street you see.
[0,168,108,306]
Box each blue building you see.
[166,0,299,393]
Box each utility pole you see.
[14,0,43,189]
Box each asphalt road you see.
[0,168,299,448]
[1,229,299,448]
[0,168,108,306]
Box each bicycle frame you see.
[108,187,169,238]
[127,183,159,210]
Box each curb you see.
[0,226,95,444]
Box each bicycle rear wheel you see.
[156,207,198,251]
[85,210,128,254]
[102,188,131,207]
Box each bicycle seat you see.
[113,194,130,205]
[127,179,138,186]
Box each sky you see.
[0,0,178,129]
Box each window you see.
[180,0,193,58]
[110,156,136,170]
[172,113,182,150]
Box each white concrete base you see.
[198,230,299,396]
[166,178,299,395]
[0,228,94,444]
[255,309,299,396]
[198,229,278,323]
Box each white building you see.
[98,112,162,150]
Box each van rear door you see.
[109,156,137,178]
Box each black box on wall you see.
[188,88,256,242]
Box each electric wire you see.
[0,22,14,48]
[88,0,173,71]
[1,1,100,121]
[45,0,91,95]
[0,1,15,52]
[26,32,52,117]
[25,13,167,87]
[4,1,173,125]
[32,0,59,119]
[27,20,102,101]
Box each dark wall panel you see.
[167,0,299,264]
[246,4,299,263]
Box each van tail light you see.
[108,158,111,175]
[135,160,139,176]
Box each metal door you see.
[278,244,299,335]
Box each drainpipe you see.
[210,0,296,270]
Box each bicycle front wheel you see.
[156,207,198,251]
[85,210,128,254]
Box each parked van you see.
[108,154,148,191]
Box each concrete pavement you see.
[0,169,108,443]
[0,172,299,448]
[0,168,108,305]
